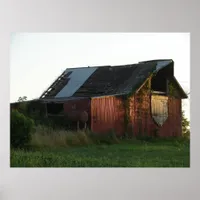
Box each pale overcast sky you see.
[10,33,190,119]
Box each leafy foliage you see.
[18,96,27,102]
[11,109,35,149]
[182,110,190,139]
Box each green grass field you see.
[10,139,190,167]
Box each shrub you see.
[11,109,35,149]
[182,110,190,139]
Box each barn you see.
[14,59,188,137]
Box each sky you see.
[10,33,190,120]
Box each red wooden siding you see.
[90,91,182,137]
[91,96,125,135]
[133,93,182,137]
[88,77,182,137]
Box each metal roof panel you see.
[55,67,98,98]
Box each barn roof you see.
[39,59,188,100]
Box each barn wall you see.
[63,98,91,127]
[133,83,182,137]
[91,96,125,135]
[90,79,182,137]
[63,98,91,113]
[90,93,182,137]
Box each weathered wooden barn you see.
[12,59,188,137]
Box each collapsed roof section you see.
[39,59,187,100]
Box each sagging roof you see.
[39,59,188,99]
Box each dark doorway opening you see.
[151,74,167,94]
[46,103,64,115]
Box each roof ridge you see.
[63,59,173,71]
[139,59,173,63]
[64,65,110,71]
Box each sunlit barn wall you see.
[90,81,182,137]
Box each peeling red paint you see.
[90,87,182,137]
[91,96,125,135]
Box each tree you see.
[18,96,27,102]
[182,110,190,139]
[17,96,28,116]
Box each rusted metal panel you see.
[91,96,125,135]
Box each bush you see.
[11,109,35,149]
[182,110,190,139]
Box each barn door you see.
[151,95,168,126]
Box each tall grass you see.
[11,125,190,167]
[30,125,119,148]
[30,125,189,149]
[31,125,91,147]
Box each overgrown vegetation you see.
[168,82,176,97]
[122,78,151,139]
[182,110,190,139]
[136,79,150,138]
[123,96,131,137]
[30,126,119,148]
[10,95,190,167]
[10,109,34,149]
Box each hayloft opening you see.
[151,74,167,94]
[46,103,64,115]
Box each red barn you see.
[37,59,187,137]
